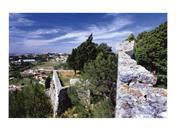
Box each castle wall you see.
[49,70,62,117]
[116,41,167,118]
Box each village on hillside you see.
[9,53,79,91]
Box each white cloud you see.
[135,26,153,33]
[42,15,134,44]
[94,31,131,40]
[10,14,135,51]
[9,13,34,27]
[23,40,50,47]
[88,16,133,34]
[30,29,60,35]
[46,31,90,43]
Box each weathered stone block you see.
[116,41,167,118]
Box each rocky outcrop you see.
[70,78,80,86]
[116,41,167,118]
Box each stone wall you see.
[49,70,70,117]
[49,70,62,117]
[115,41,167,118]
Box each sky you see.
[9,13,167,54]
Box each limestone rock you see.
[116,40,167,118]
[70,78,80,85]
[117,51,157,86]
[118,40,135,57]
[116,85,167,118]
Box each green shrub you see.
[92,99,114,118]
[135,22,167,88]
[9,84,52,118]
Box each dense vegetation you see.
[135,22,167,88]
[9,62,33,79]
[125,33,136,42]
[9,83,52,118]
[9,62,35,85]
[65,35,117,117]
[67,34,98,73]
[82,52,117,100]
[45,76,51,89]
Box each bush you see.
[9,84,52,118]
[125,33,135,42]
[67,34,97,73]
[45,76,51,89]
[83,52,117,95]
[135,22,167,88]
[65,35,117,118]
[65,85,92,118]
[92,99,114,118]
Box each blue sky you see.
[9,13,167,54]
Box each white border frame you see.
[0,0,182,128]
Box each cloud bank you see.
[9,13,155,54]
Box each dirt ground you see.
[58,70,80,86]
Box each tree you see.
[9,84,52,118]
[97,43,112,55]
[87,33,93,42]
[74,34,97,70]
[83,52,117,95]
[65,43,117,118]
[92,98,114,118]
[45,76,51,89]
[67,48,78,74]
[125,33,135,42]
[67,79,115,118]
[135,22,167,88]
[67,34,97,73]
[65,83,92,118]
[9,90,26,117]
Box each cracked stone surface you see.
[116,41,167,118]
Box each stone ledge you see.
[116,40,167,118]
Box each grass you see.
[33,61,60,70]
[58,70,80,86]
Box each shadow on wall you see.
[57,88,72,116]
